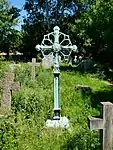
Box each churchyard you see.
[0,59,113,150]
[1,0,113,149]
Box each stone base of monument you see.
[46,116,70,129]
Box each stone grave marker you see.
[42,54,54,69]
[88,102,113,150]
[75,84,92,93]
[28,58,40,80]
[0,72,20,116]
[83,58,94,71]
[9,63,21,72]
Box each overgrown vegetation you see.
[0,0,113,149]
[1,61,113,150]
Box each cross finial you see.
[53,26,60,32]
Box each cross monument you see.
[88,102,113,150]
[0,72,20,116]
[28,58,40,80]
[35,26,77,128]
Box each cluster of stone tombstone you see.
[9,55,54,80]
[0,57,51,117]
[0,58,113,150]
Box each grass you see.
[0,62,113,150]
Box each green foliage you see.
[0,0,20,55]
[9,30,23,53]
[70,0,113,68]
[21,0,93,55]
[0,61,9,78]
[1,62,113,149]
[37,54,42,62]
[14,63,31,85]
[0,56,5,61]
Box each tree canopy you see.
[21,0,93,55]
[0,0,113,69]
[0,0,20,56]
[70,0,113,68]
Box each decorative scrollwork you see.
[36,26,77,60]
[41,33,73,57]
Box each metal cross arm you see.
[35,45,53,52]
[35,44,76,55]
[61,45,77,51]
[35,26,77,57]
[35,44,76,60]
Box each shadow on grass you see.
[90,85,113,109]
[60,64,113,81]
[78,84,113,109]
[60,64,113,109]
[60,65,84,74]
[60,131,100,150]
[75,82,113,109]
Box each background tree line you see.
[0,0,113,69]
[0,0,21,57]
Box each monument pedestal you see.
[46,116,70,129]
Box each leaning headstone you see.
[88,102,113,150]
[42,54,54,69]
[75,84,92,92]
[84,59,94,71]
[75,84,92,97]
[0,72,20,116]
[28,58,40,80]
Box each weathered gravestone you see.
[28,58,40,80]
[9,63,21,72]
[0,72,20,116]
[83,58,94,71]
[42,54,54,69]
[75,84,92,94]
[88,102,113,150]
